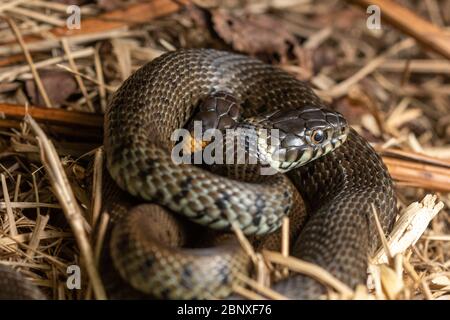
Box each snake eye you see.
[311,130,325,144]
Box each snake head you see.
[250,107,349,172]
[181,93,348,173]
[183,92,241,153]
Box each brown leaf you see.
[335,95,370,125]
[54,0,91,5]
[315,7,364,31]
[212,10,300,62]
[96,0,123,11]
[25,69,78,107]
[0,82,21,94]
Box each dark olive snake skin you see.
[0,265,45,300]
[276,127,397,298]
[0,49,397,299]
[104,49,397,299]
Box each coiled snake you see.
[0,49,397,299]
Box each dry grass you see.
[0,0,449,300]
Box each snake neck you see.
[289,128,398,254]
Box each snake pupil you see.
[312,130,325,144]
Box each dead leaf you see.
[55,0,91,5]
[212,10,302,63]
[97,0,123,11]
[335,95,370,125]
[315,7,365,31]
[0,82,21,94]
[25,69,78,107]
[192,0,246,9]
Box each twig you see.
[94,44,107,112]
[378,148,450,169]
[402,258,433,300]
[325,38,415,98]
[56,64,116,92]
[379,263,403,299]
[8,0,185,47]
[0,202,60,210]
[6,6,66,27]
[86,211,109,300]
[382,157,450,192]
[1,173,18,238]
[371,204,393,264]
[13,174,21,202]
[349,0,450,59]
[26,213,49,258]
[22,0,93,14]
[232,284,267,300]
[61,38,94,112]
[25,115,106,300]
[0,229,67,269]
[281,216,289,277]
[0,103,103,127]
[0,29,132,57]
[263,250,354,297]
[236,273,288,300]
[32,172,40,216]
[0,0,27,12]
[366,59,450,74]
[94,213,109,267]
[231,221,258,265]
[91,148,103,228]
[0,47,94,82]
[372,195,444,264]
[0,230,71,247]
[5,16,53,108]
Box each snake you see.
[0,49,397,299]
[0,264,45,299]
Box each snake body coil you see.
[0,49,397,299]
[104,49,397,299]
[0,265,45,299]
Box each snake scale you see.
[0,49,397,299]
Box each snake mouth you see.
[264,133,348,172]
